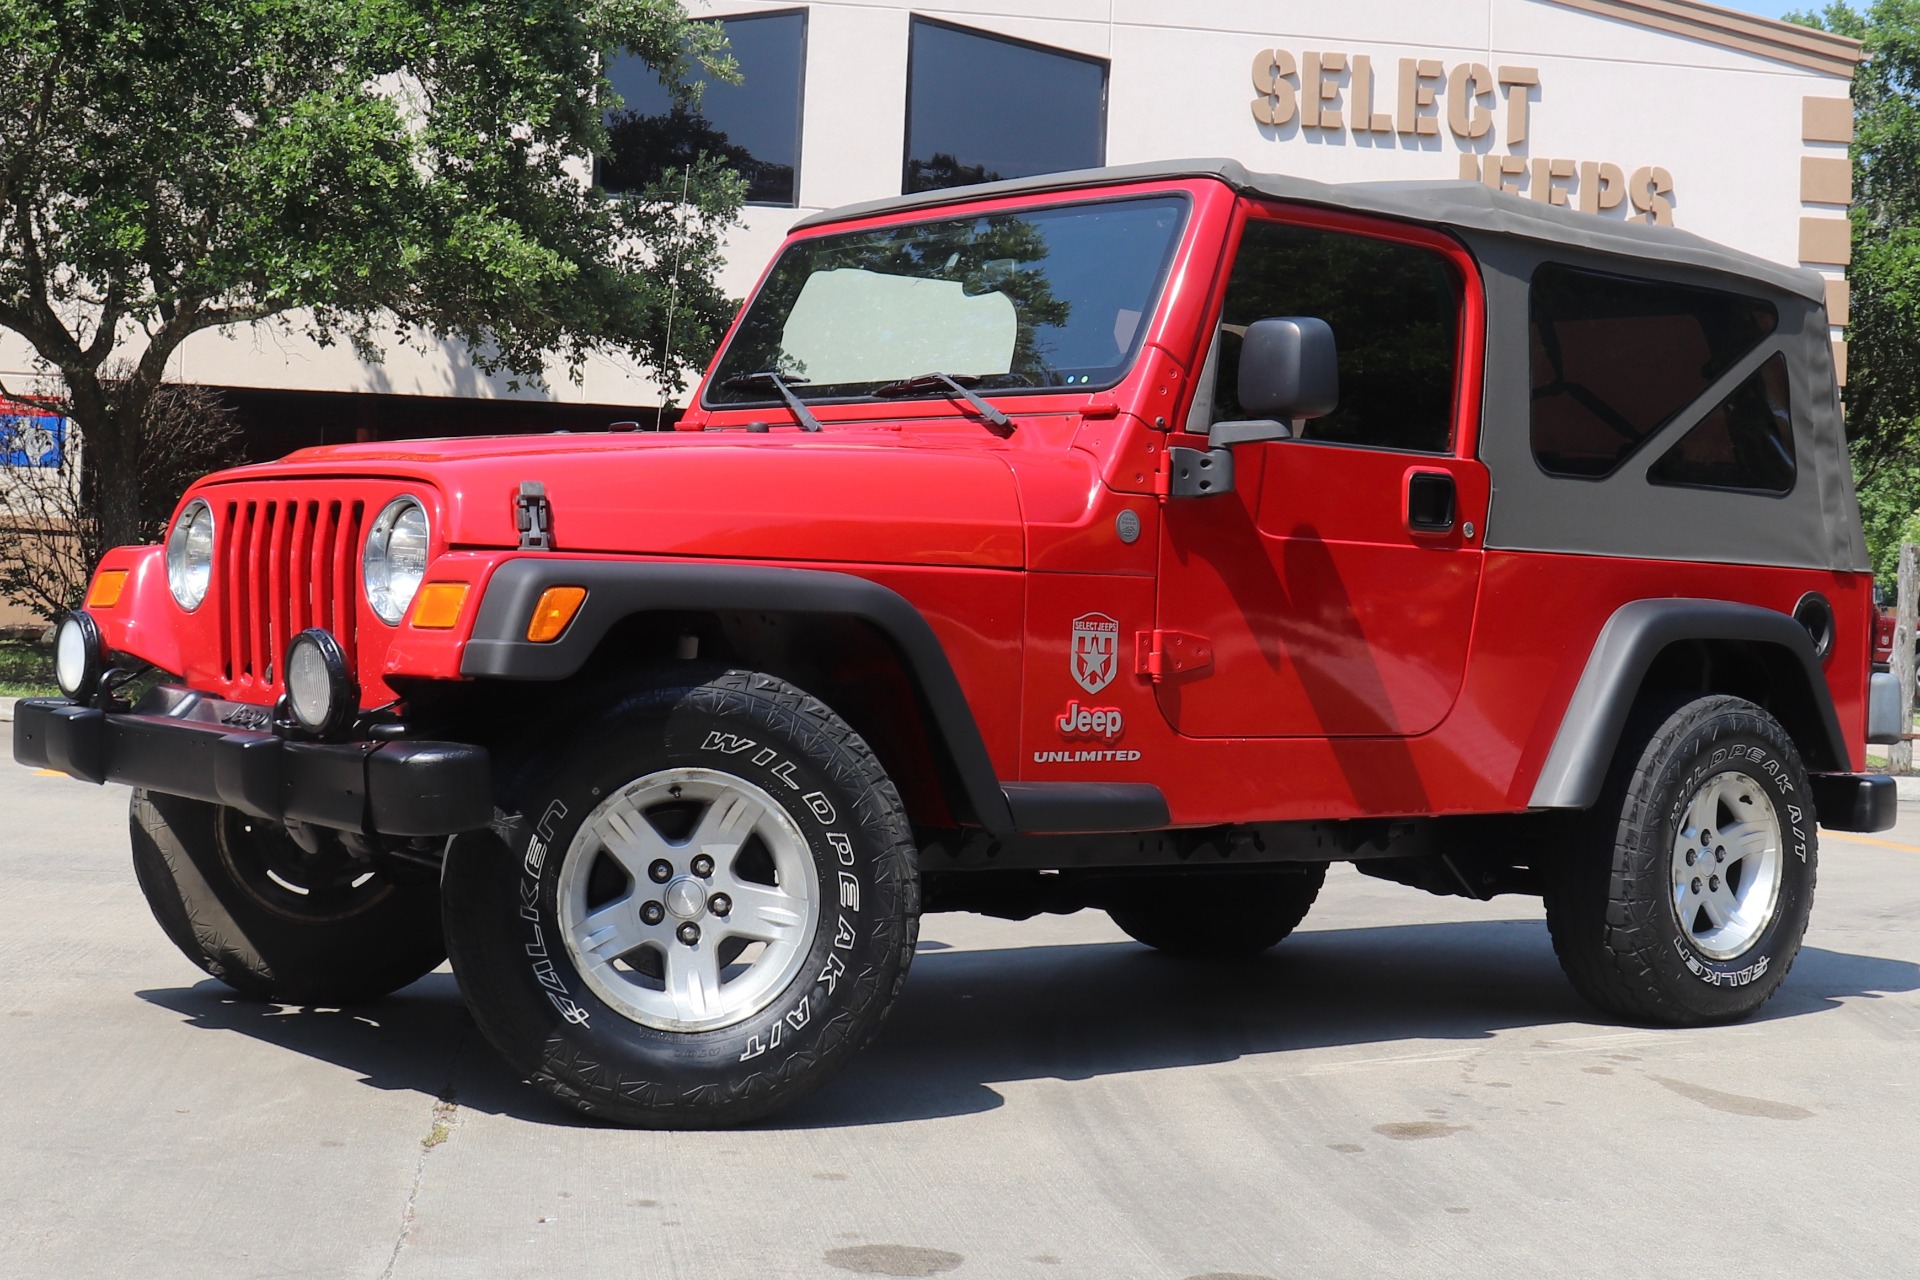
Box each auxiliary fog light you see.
[54,611,106,703]
[285,629,358,738]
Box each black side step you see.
[1000,783,1170,834]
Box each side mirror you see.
[1168,317,1340,498]
[1237,316,1339,423]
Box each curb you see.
[1895,774,1920,804]
[0,697,14,724]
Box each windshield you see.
[705,195,1189,406]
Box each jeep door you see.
[1153,204,1489,738]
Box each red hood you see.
[195,427,1031,569]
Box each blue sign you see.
[0,408,65,468]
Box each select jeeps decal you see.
[1041,614,1141,762]
[1071,612,1121,695]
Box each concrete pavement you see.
[1,759,1917,1279]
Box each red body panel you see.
[84,174,1874,828]
[1154,443,1490,739]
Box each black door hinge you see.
[1155,446,1234,499]
[515,481,552,550]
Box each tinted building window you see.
[601,11,805,206]
[904,18,1106,194]
[1529,265,1778,479]
[1647,353,1796,494]
[1207,219,1463,454]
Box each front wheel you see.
[442,669,920,1128]
[130,790,446,1004]
[1543,694,1817,1025]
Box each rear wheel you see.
[1107,866,1326,958]
[442,668,920,1128]
[130,789,446,1003]
[1542,694,1817,1024]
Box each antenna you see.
[657,162,692,431]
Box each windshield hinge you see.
[1134,629,1213,682]
[515,481,553,551]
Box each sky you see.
[1720,0,1818,19]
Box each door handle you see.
[1406,470,1457,534]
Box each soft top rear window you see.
[1528,265,1778,480]
[706,195,1189,406]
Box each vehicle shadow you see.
[136,973,567,1126]
[136,917,1920,1131]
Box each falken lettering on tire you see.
[441,667,918,1129]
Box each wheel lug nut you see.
[1685,849,1697,866]
[1691,877,1702,894]
[710,893,732,917]
[1715,846,1726,862]
[691,854,715,877]
[648,859,673,884]
[676,922,701,946]
[1709,875,1720,892]
[640,901,665,925]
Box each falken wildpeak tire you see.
[1106,866,1327,958]
[1542,694,1818,1025]
[130,789,447,1004]
[441,668,920,1129]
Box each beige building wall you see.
[0,0,1859,419]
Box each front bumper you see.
[12,690,491,837]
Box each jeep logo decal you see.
[1071,612,1121,695]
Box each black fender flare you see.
[1528,598,1849,810]
[459,559,1065,833]
[1528,602,1843,809]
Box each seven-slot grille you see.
[215,497,366,697]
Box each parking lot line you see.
[1825,832,1920,854]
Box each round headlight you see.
[285,629,357,737]
[364,496,430,626]
[165,499,215,612]
[54,611,105,703]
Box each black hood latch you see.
[515,481,553,551]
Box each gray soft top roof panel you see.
[792,158,1827,304]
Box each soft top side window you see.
[1207,218,1462,454]
[1529,265,1778,480]
[1647,352,1796,495]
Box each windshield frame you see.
[699,189,1194,412]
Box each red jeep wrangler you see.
[16,160,1901,1128]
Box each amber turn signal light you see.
[527,586,587,642]
[85,570,128,609]
[409,581,470,630]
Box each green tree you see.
[0,0,743,555]
[1791,2,1920,576]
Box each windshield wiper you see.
[720,371,823,432]
[871,372,1015,436]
